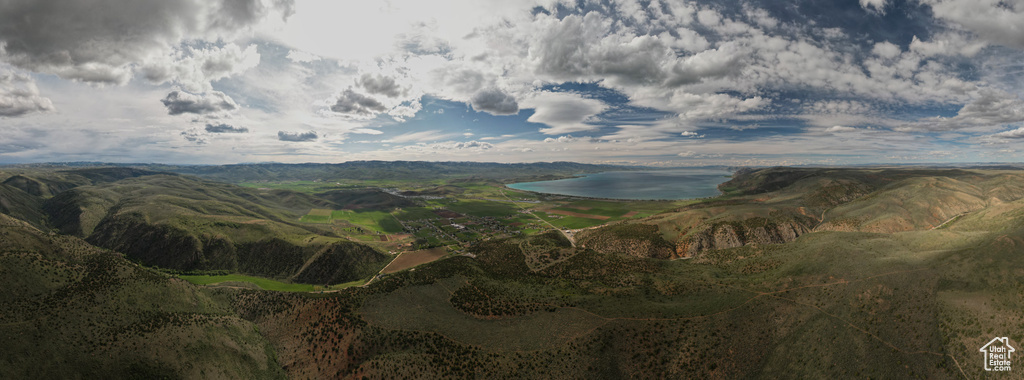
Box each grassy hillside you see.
[0,183,46,227]
[5,168,390,285]
[0,213,284,379]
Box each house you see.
[980,337,1015,371]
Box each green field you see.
[178,274,366,292]
[539,213,608,229]
[239,180,350,193]
[299,214,331,223]
[331,210,404,233]
[447,200,521,217]
[393,206,442,221]
[300,208,405,233]
[179,274,318,291]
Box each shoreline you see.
[503,169,733,202]
[502,184,726,202]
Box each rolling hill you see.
[0,213,284,379]
[3,168,391,285]
[3,164,1023,378]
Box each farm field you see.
[330,210,404,233]
[380,247,450,274]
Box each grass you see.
[331,210,404,233]
[298,209,406,233]
[538,213,608,229]
[447,200,521,217]
[239,180,348,194]
[299,214,331,223]
[178,274,317,292]
[393,207,441,221]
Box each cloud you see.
[528,13,672,86]
[469,88,519,115]
[0,67,54,117]
[351,128,383,135]
[859,0,890,14]
[678,151,722,158]
[921,0,1024,49]
[664,43,746,87]
[388,100,422,122]
[666,92,767,120]
[826,125,859,133]
[906,89,1024,131]
[806,100,873,115]
[141,43,261,93]
[286,50,321,63]
[543,135,597,143]
[521,92,607,135]
[161,90,239,115]
[951,90,1024,124]
[277,130,318,142]
[383,130,454,143]
[680,131,705,138]
[989,127,1024,139]
[871,41,901,59]
[329,89,387,117]
[205,123,249,133]
[0,0,291,84]
[908,33,986,57]
[180,129,208,145]
[430,140,494,150]
[358,73,404,98]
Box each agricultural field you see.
[447,199,522,218]
[393,206,442,221]
[380,247,449,274]
[330,210,404,233]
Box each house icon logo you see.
[980,337,1015,372]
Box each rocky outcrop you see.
[676,217,814,257]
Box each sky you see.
[3,0,1024,166]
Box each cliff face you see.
[676,217,814,257]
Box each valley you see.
[2,162,1023,378]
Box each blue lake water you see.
[507,168,734,200]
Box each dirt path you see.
[932,213,966,230]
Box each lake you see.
[507,168,734,200]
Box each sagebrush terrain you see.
[2,163,1022,379]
